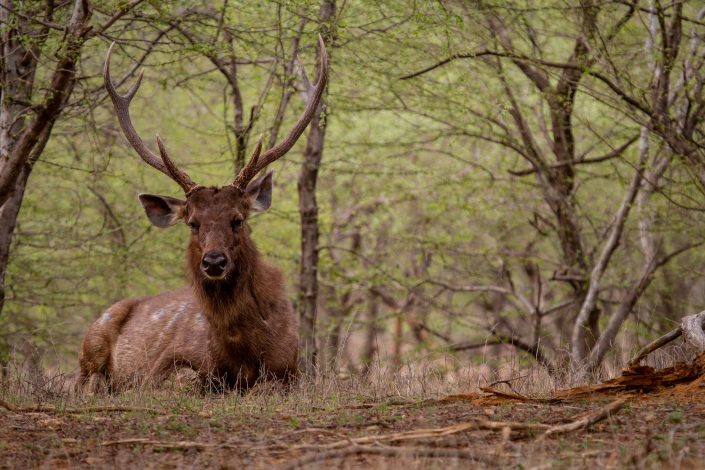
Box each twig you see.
[488,374,530,392]
[280,418,550,452]
[0,400,158,414]
[101,438,240,449]
[101,438,152,446]
[479,386,530,401]
[508,134,639,176]
[540,398,626,439]
[89,0,148,37]
[279,445,491,469]
[0,2,64,30]
[476,420,550,432]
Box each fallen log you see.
[555,352,705,399]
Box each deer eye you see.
[231,218,243,231]
[188,221,200,233]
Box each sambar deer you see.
[77,37,328,392]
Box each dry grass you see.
[2,349,705,469]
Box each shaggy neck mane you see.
[187,233,262,332]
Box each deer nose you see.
[201,251,228,277]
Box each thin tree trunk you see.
[571,129,649,362]
[268,17,307,149]
[392,314,403,369]
[224,30,247,172]
[298,0,335,370]
[361,291,379,376]
[297,102,324,368]
[0,167,29,319]
[325,230,360,368]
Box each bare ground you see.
[2,364,705,469]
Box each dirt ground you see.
[2,369,705,469]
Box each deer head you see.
[104,38,328,281]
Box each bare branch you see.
[508,134,639,176]
[89,0,148,38]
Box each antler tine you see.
[232,135,263,190]
[156,135,198,193]
[232,35,329,190]
[104,42,198,194]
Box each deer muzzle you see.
[201,251,228,279]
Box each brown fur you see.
[77,184,298,392]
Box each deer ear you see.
[245,170,273,213]
[138,194,186,228]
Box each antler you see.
[104,42,198,194]
[232,34,329,191]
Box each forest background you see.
[1,0,705,386]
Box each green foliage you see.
[3,0,705,373]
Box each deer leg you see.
[78,299,140,394]
[77,334,112,395]
[143,352,184,388]
[75,370,108,395]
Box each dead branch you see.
[540,398,626,439]
[556,353,705,400]
[101,438,152,446]
[277,417,550,453]
[478,386,560,404]
[628,311,705,367]
[101,438,239,449]
[477,420,550,432]
[0,399,158,414]
[318,422,474,448]
[488,374,530,390]
[448,339,506,351]
[479,386,529,402]
[628,328,683,367]
[279,445,491,469]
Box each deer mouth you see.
[201,267,230,281]
[201,251,229,280]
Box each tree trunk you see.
[297,100,324,368]
[0,0,42,322]
[0,167,29,320]
[361,291,380,376]
[0,0,91,208]
[298,0,335,371]
[0,0,88,319]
